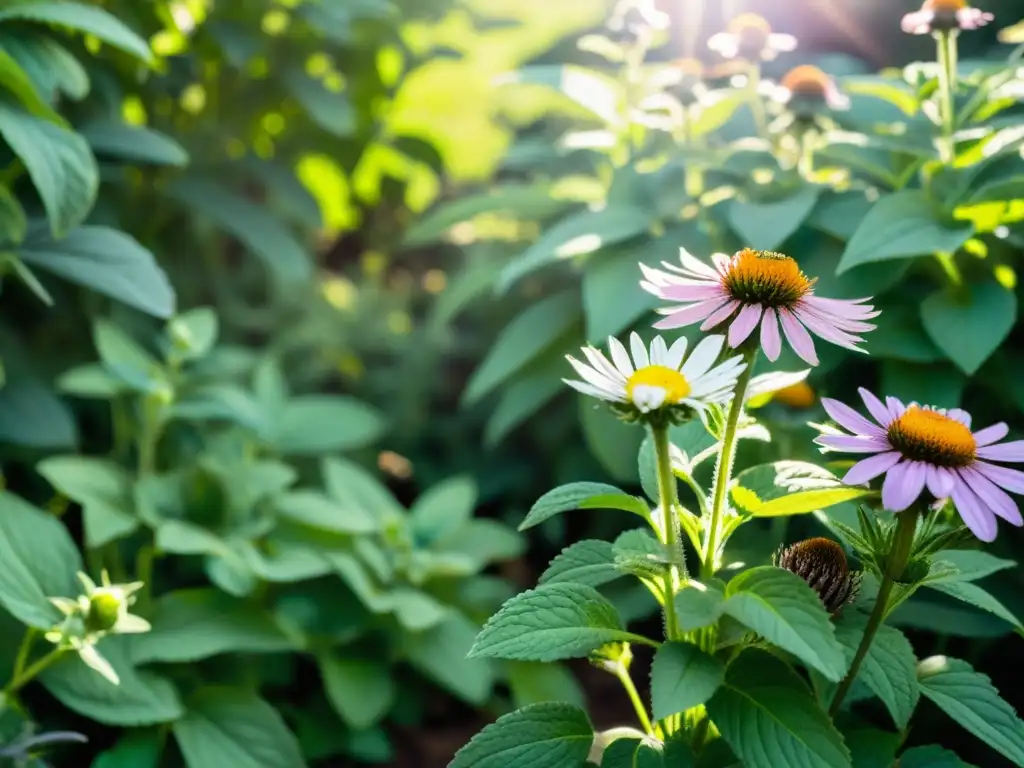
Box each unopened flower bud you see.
[84,592,122,633]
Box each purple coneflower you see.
[708,13,797,61]
[640,248,877,366]
[770,65,851,112]
[902,0,993,35]
[816,388,1024,542]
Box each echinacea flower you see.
[708,13,797,61]
[815,389,1024,542]
[769,65,851,114]
[775,537,861,615]
[640,248,878,366]
[564,332,746,422]
[902,0,993,35]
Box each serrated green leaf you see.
[469,583,644,661]
[674,582,725,632]
[409,475,477,545]
[650,641,724,721]
[731,461,873,518]
[927,550,1016,583]
[724,566,847,681]
[708,650,851,768]
[450,703,593,768]
[918,655,1024,766]
[318,653,394,730]
[539,540,619,587]
[927,580,1023,631]
[920,280,1016,375]
[899,745,977,768]
[0,2,152,61]
[520,482,646,530]
[727,187,821,252]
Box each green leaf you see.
[506,661,587,710]
[837,191,973,273]
[390,587,449,631]
[581,244,657,342]
[880,360,965,409]
[844,729,900,768]
[318,653,394,729]
[927,580,1023,631]
[723,566,847,681]
[156,520,228,557]
[166,178,311,282]
[79,120,188,166]
[131,588,292,664]
[498,205,652,291]
[469,583,641,661]
[321,457,404,520]
[463,290,580,405]
[727,187,821,252]
[0,102,97,237]
[18,224,175,318]
[833,610,919,728]
[409,475,477,545]
[272,395,385,454]
[0,185,26,243]
[92,318,162,391]
[539,540,619,587]
[41,637,184,726]
[0,490,80,628]
[731,461,873,518]
[91,730,162,768]
[280,66,354,137]
[866,304,943,363]
[899,745,977,768]
[173,687,306,768]
[0,2,152,61]
[707,650,851,768]
[0,376,76,448]
[274,489,377,534]
[920,280,1016,375]
[650,641,724,721]
[674,582,725,632]
[918,655,1024,766]
[601,739,665,768]
[927,549,1016,583]
[169,307,218,359]
[433,519,525,567]
[520,482,647,531]
[36,455,137,548]
[0,44,64,122]
[405,612,495,705]
[450,703,593,768]
[0,31,88,102]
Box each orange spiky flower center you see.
[924,0,967,11]
[721,249,814,308]
[887,406,977,467]
[781,65,833,99]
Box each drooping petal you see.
[975,461,1024,494]
[567,356,619,392]
[973,422,1009,447]
[977,440,1024,462]
[901,9,935,34]
[653,299,730,329]
[882,460,926,511]
[950,480,998,542]
[564,378,617,401]
[660,283,728,302]
[582,347,625,383]
[727,303,764,347]
[960,467,1023,526]
[679,247,723,279]
[700,299,742,331]
[778,309,819,366]
[760,308,782,361]
[926,465,956,498]
[821,397,886,437]
[885,396,907,420]
[843,451,902,485]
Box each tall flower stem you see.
[4,648,66,696]
[701,349,757,579]
[614,661,655,737]
[828,509,917,716]
[652,423,683,641]
[935,30,959,163]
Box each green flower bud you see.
[84,591,122,633]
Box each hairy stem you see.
[828,509,917,715]
[701,349,757,579]
[652,424,683,641]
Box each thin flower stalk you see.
[652,423,683,641]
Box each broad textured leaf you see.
[650,642,724,721]
[837,191,973,273]
[173,687,306,768]
[920,280,1016,375]
[167,178,311,282]
[0,490,80,627]
[0,377,76,448]
[318,654,394,729]
[273,395,385,454]
[79,120,188,166]
[731,461,873,517]
[280,67,355,137]
[405,612,494,705]
[918,655,1024,766]
[601,739,665,768]
[41,637,183,726]
[469,583,639,661]
[0,102,97,237]
[727,187,821,252]
[450,703,592,768]
[0,3,152,61]
[707,650,851,768]
[498,205,652,290]
[927,580,1023,631]
[463,290,579,404]
[131,589,292,664]
[409,475,477,544]
[18,224,175,318]
[539,540,619,587]
[321,456,404,520]
[520,482,646,530]
[674,582,725,631]
[37,455,136,548]
[927,550,1016,583]
[834,610,919,728]
[274,490,377,534]
[0,31,88,102]
[899,745,977,768]
[0,44,64,121]
[724,566,847,680]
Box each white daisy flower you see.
[564,332,746,421]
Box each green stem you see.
[614,662,655,737]
[701,349,757,579]
[4,648,66,695]
[935,30,958,163]
[828,510,918,716]
[652,424,682,641]
[748,64,769,138]
[12,628,36,680]
[797,126,817,180]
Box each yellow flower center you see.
[721,249,814,308]
[781,65,833,99]
[625,366,691,406]
[924,0,966,11]
[887,406,976,468]
[774,381,817,409]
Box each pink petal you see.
[926,465,955,498]
[886,396,907,420]
[950,480,998,542]
[778,309,818,366]
[975,461,1024,494]
[793,307,866,353]
[843,451,902,486]
[679,249,721,279]
[882,461,926,512]
[977,440,1024,463]
[960,468,1023,526]
[759,308,782,361]
[728,303,763,347]
[661,284,728,302]
[802,295,879,320]
[858,388,893,428]
[699,299,741,331]
[821,397,885,437]
[817,435,891,453]
[946,408,972,427]
[653,299,729,330]
[900,10,933,34]
[710,253,731,274]
[973,423,1009,447]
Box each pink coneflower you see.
[815,388,1024,542]
[901,0,993,35]
[771,65,851,112]
[639,248,877,366]
[708,13,797,62]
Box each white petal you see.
[630,332,649,368]
[682,335,726,381]
[666,336,689,370]
[650,336,669,366]
[582,346,625,383]
[632,385,667,412]
[567,355,620,391]
[607,337,634,376]
[564,379,620,401]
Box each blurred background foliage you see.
[2,0,1024,765]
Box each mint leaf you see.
[650,642,724,721]
[918,655,1024,766]
[927,550,1016,583]
[450,703,593,768]
[520,482,648,531]
[674,582,725,632]
[469,583,643,661]
[899,745,978,767]
[539,540,619,587]
[724,567,847,681]
[927,581,1023,632]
